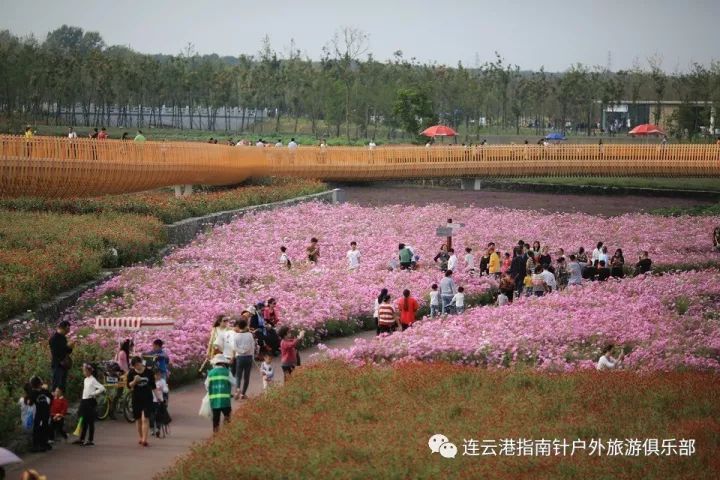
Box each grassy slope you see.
[160,362,720,480]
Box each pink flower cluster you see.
[65,202,719,368]
[324,270,720,372]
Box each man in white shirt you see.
[596,344,624,371]
[67,127,77,139]
[213,318,235,366]
[447,249,458,272]
[591,242,604,263]
[464,247,475,272]
[540,266,557,292]
[368,140,376,149]
[274,139,282,147]
[346,241,361,270]
[288,138,298,149]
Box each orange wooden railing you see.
[1,136,718,197]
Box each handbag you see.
[60,354,73,370]
[198,394,211,419]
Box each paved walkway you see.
[7,331,375,480]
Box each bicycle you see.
[94,361,135,423]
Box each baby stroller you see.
[152,400,171,439]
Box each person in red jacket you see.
[262,298,280,327]
[50,387,68,441]
[397,289,419,331]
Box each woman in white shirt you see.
[74,364,105,446]
[233,318,256,400]
[596,344,624,371]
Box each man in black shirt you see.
[49,321,73,391]
[636,251,653,274]
[128,356,156,447]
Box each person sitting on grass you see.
[596,344,625,371]
[279,326,305,379]
[636,251,653,274]
[597,260,611,281]
[307,237,320,264]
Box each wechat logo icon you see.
[429,433,457,459]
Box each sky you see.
[1,0,718,72]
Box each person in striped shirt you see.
[377,295,401,335]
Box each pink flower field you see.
[66,202,720,368]
[323,270,720,371]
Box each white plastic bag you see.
[198,394,211,419]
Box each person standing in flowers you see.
[306,237,320,264]
[262,298,280,327]
[446,248,458,272]
[429,284,441,316]
[509,247,527,298]
[279,246,291,269]
[567,254,583,286]
[498,273,516,304]
[397,289,419,330]
[463,247,475,273]
[278,326,305,378]
[373,288,389,334]
[347,241,361,270]
[377,295,400,334]
[451,286,465,314]
[531,266,547,297]
[596,344,624,371]
[555,257,569,290]
[439,270,457,314]
[206,355,235,433]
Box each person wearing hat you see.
[205,354,236,433]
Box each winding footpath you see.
[7,331,375,480]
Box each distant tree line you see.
[1,25,719,141]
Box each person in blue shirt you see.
[145,339,169,381]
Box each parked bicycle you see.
[94,361,134,422]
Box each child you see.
[346,241,361,270]
[279,326,305,379]
[306,237,320,263]
[497,291,509,306]
[523,273,533,297]
[429,284,440,317]
[279,246,291,269]
[151,370,169,437]
[500,252,511,274]
[73,364,105,447]
[29,377,52,452]
[260,353,274,391]
[50,387,68,441]
[451,286,465,314]
[19,383,35,435]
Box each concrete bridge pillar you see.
[460,178,482,191]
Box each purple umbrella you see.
[0,447,21,466]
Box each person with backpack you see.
[28,377,52,452]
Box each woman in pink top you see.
[500,252,512,274]
[115,339,132,373]
[278,326,305,379]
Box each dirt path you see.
[342,185,713,215]
[6,331,376,480]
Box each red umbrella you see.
[629,124,665,136]
[421,125,457,137]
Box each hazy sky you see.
[1,0,718,72]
